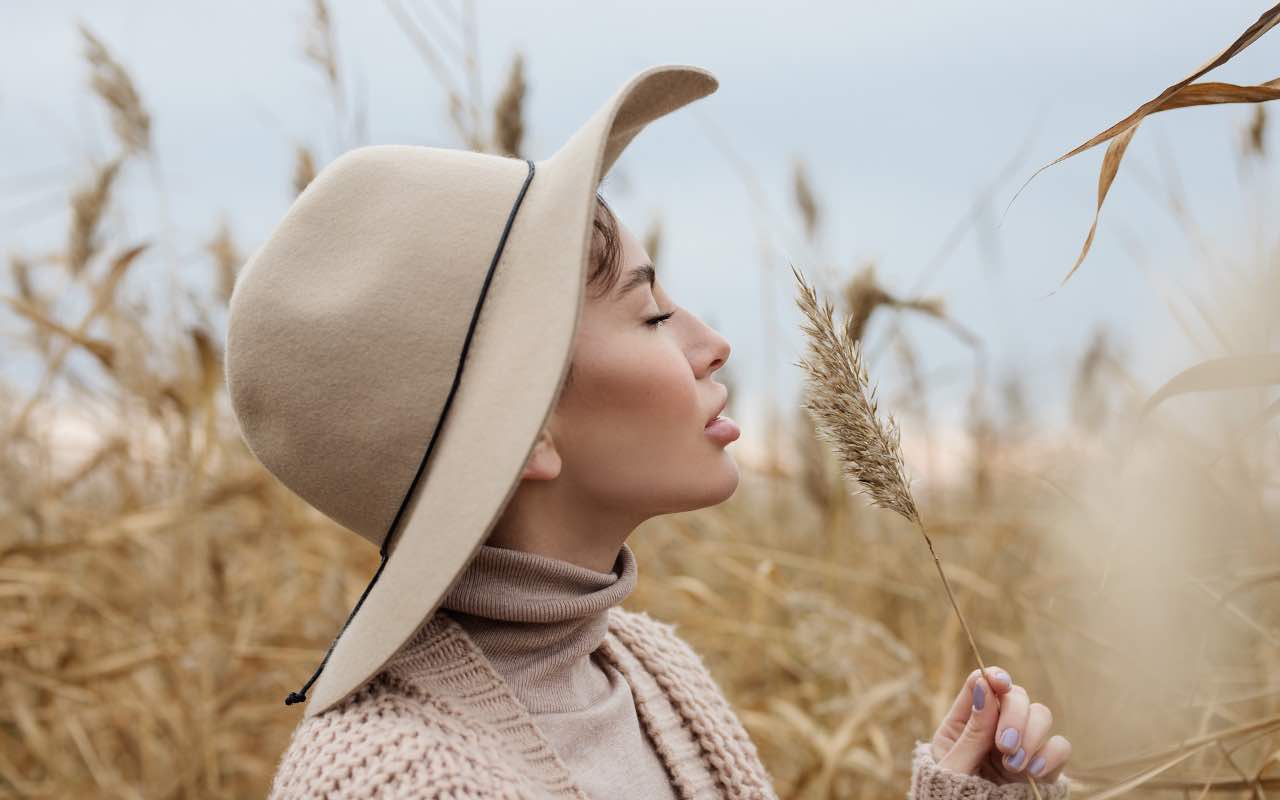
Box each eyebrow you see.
[616,263,656,297]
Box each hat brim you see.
[299,64,718,718]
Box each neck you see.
[487,477,647,573]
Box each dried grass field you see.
[3,4,1279,798]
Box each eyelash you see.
[646,310,677,328]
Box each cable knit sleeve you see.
[909,740,1072,800]
[267,674,535,800]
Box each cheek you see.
[588,346,694,431]
[563,336,698,452]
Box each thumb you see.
[937,675,1001,775]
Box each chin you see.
[700,452,740,506]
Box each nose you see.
[700,324,731,378]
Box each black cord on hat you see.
[285,158,537,707]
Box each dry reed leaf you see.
[1142,353,1280,414]
[1055,122,1140,290]
[0,295,115,368]
[1006,2,1280,285]
[1034,4,1280,170]
[1055,77,1280,288]
[1083,740,1212,800]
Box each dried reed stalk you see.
[293,146,317,197]
[383,0,485,150]
[66,156,124,278]
[842,262,947,344]
[79,25,151,156]
[206,219,242,305]
[791,264,1044,798]
[493,52,527,157]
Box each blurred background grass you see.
[2,2,1278,797]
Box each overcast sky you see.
[3,0,1277,467]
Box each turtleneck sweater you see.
[437,540,687,799]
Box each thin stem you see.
[917,519,1045,799]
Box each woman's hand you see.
[929,666,1071,785]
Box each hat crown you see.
[225,146,534,546]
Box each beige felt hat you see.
[223,64,719,718]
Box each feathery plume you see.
[793,264,919,523]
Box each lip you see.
[704,414,740,444]
[704,395,728,429]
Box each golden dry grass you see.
[2,7,1279,800]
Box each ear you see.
[521,426,561,481]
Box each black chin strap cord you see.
[285,158,537,706]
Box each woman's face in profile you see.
[533,213,739,517]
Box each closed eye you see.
[646,310,677,327]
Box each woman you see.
[226,65,1071,799]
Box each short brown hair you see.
[564,193,625,390]
[586,191,624,300]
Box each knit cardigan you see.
[267,607,1073,799]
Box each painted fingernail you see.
[1000,727,1018,750]
[972,680,985,710]
[1007,747,1026,770]
[995,671,1011,686]
[1029,756,1046,776]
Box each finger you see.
[932,667,1013,758]
[994,685,1029,756]
[984,666,1015,697]
[1003,701,1053,773]
[1027,734,1072,782]
[936,675,1002,775]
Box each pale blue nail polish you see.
[995,671,1010,686]
[1000,727,1018,749]
[1008,747,1026,769]
[972,681,985,710]
[1029,756,1046,776]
